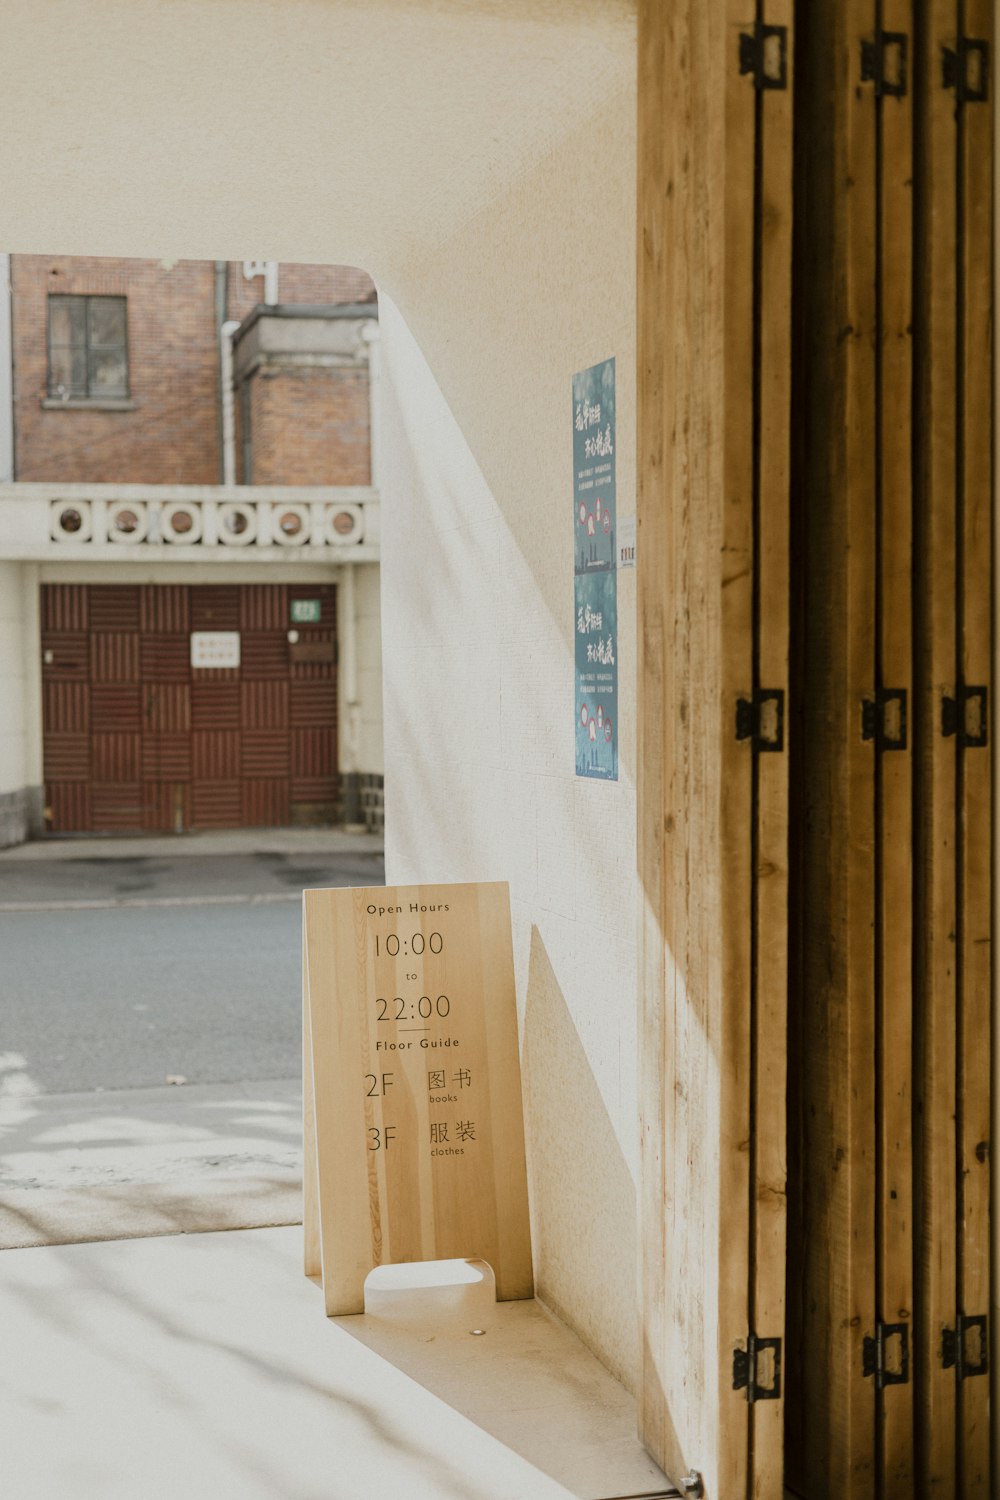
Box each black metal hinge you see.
[943,1314,989,1378]
[862,1322,910,1388]
[739,23,788,90]
[942,685,988,746]
[736,688,785,751]
[861,32,909,96]
[943,38,990,101]
[733,1334,782,1402]
[862,688,907,750]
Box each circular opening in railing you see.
[161,502,203,544]
[218,502,257,546]
[107,502,149,543]
[325,504,363,545]
[50,502,93,543]
[271,503,310,547]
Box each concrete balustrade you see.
[0,483,379,562]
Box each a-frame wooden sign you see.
[303,881,533,1315]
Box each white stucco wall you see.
[355,562,384,776]
[0,562,37,838]
[377,70,638,1387]
[336,559,385,796]
[0,562,27,790]
[0,0,640,1392]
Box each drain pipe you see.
[220,317,241,487]
[361,317,380,490]
[340,565,364,830]
[242,259,279,306]
[222,261,276,486]
[0,254,14,483]
[213,261,228,485]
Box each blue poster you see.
[573,358,617,781]
[573,358,616,573]
[575,571,618,780]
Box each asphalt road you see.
[0,845,385,1095]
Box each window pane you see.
[88,348,128,397]
[48,296,85,348]
[49,345,87,397]
[88,297,126,348]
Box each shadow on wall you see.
[522,924,638,1394]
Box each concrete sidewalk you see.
[0,826,384,860]
[0,1077,302,1249]
[0,827,385,910]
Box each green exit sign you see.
[290,599,322,624]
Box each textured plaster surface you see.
[0,0,635,280]
[378,73,638,1387]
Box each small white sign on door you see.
[190,631,241,669]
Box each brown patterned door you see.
[41,582,338,833]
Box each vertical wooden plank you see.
[41,584,92,834]
[303,910,321,1279]
[876,2,917,1489]
[752,2,793,1494]
[637,1,761,1493]
[720,5,757,1498]
[993,52,1000,1491]
[788,0,878,1490]
[637,0,675,1480]
[956,2,993,1491]
[914,0,960,1489]
[843,6,879,1485]
[305,890,374,1316]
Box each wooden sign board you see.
[303,881,533,1316]
[290,640,334,664]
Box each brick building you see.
[0,255,383,838]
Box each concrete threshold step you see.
[1,1225,672,1500]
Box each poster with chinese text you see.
[573,358,617,573]
[574,359,618,781]
[575,568,618,781]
